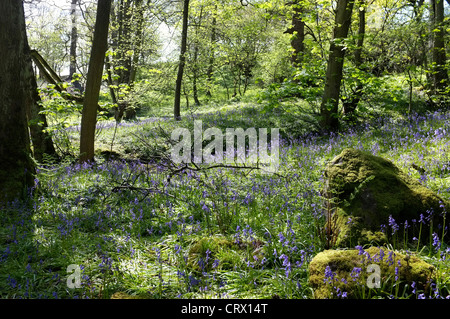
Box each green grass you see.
[1,84,450,299]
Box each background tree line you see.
[0,0,449,201]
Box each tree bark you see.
[79,0,112,163]
[129,0,144,85]
[430,0,448,95]
[70,0,78,79]
[192,43,201,106]
[285,0,305,66]
[0,0,36,201]
[192,5,203,106]
[206,7,217,98]
[343,1,366,117]
[108,0,145,122]
[25,58,58,162]
[320,0,355,132]
[20,3,58,162]
[174,0,190,121]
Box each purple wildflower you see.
[279,254,291,278]
[350,267,362,281]
[388,215,399,235]
[324,265,335,284]
[432,232,441,252]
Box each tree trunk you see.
[343,1,365,118]
[69,0,78,79]
[174,0,190,121]
[192,6,203,106]
[430,0,448,95]
[285,0,305,66]
[26,59,58,162]
[108,0,144,122]
[21,2,57,162]
[0,0,36,201]
[320,0,355,132]
[206,8,217,98]
[129,0,144,85]
[192,43,201,106]
[79,0,112,163]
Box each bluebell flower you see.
[279,254,291,278]
[205,249,211,263]
[388,215,399,235]
[432,232,441,252]
[356,245,364,255]
[350,267,362,281]
[7,275,17,289]
[278,232,289,247]
[419,214,425,224]
[387,251,395,266]
[377,248,385,262]
[323,265,335,284]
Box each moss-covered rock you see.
[324,148,449,247]
[308,247,435,299]
[110,291,149,299]
[188,235,236,272]
[187,235,264,272]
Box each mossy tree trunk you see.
[107,0,145,122]
[174,0,190,121]
[320,0,355,132]
[0,0,36,202]
[342,0,365,119]
[23,30,57,162]
[26,59,58,162]
[430,0,448,96]
[285,0,305,66]
[79,0,112,163]
[69,0,79,80]
[206,6,217,98]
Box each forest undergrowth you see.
[1,101,450,299]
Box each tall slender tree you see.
[22,0,57,162]
[0,0,36,201]
[25,57,58,162]
[430,0,448,95]
[69,0,79,80]
[174,0,190,121]
[342,0,366,118]
[285,0,306,66]
[107,0,146,122]
[320,0,355,132]
[206,5,217,98]
[79,0,112,163]
[69,0,83,92]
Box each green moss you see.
[0,156,35,203]
[110,291,150,299]
[308,247,435,299]
[187,235,265,271]
[332,208,389,248]
[95,148,123,159]
[188,235,238,271]
[324,148,450,247]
